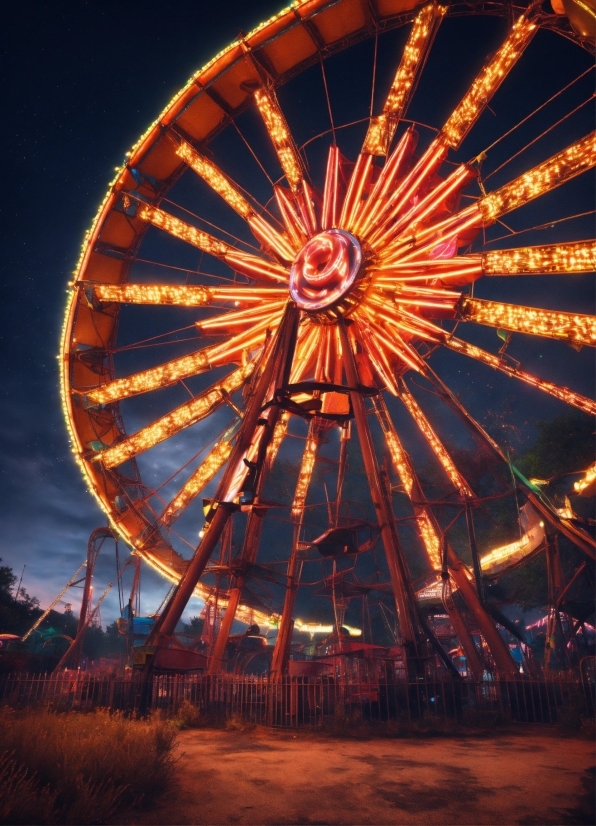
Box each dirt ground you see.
[122,727,595,826]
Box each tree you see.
[0,559,17,596]
[0,559,42,636]
[517,412,595,482]
[182,616,204,637]
[104,620,126,657]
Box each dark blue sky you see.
[1,0,284,624]
[1,1,593,628]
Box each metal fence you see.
[1,668,593,727]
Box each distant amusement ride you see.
[57,0,594,679]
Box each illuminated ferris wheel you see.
[61,0,595,678]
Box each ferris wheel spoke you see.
[481,241,596,275]
[365,137,448,247]
[274,186,309,248]
[321,145,341,231]
[89,283,288,307]
[138,203,234,256]
[161,435,235,526]
[96,363,255,469]
[247,213,296,263]
[138,204,289,283]
[386,316,440,353]
[353,319,400,394]
[367,294,446,340]
[376,287,460,313]
[354,128,416,238]
[196,302,286,333]
[445,336,596,415]
[442,13,537,150]
[374,282,462,301]
[288,323,320,385]
[371,395,441,571]
[373,258,481,287]
[339,153,375,232]
[354,308,426,373]
[457,297,596,347]
[175,140,295,261]
[300,181,319,237]
[398,381,474,498]
[223,250,288,283]
[254,87,304,194]
[175,140,254,219]
[381,204,481,265]
[83,322,271,406]
[375,163,477,251]
[362,4,446,157]
[479,131,596,224]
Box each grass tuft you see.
[172,700,203,730]
[225,713,255,732]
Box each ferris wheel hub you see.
[289,229,362,312]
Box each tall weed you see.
[0,707,177,824]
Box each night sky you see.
[2,1,593,629]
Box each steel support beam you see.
[208,502,269,672]
[145,304,299,651]
[447,547,518,676]
[338,321,420,653]
[442,587,485,681]
[270,420,322,680]
[465,500,485,603]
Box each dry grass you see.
[171,699,203,730]
[0,707,178,825]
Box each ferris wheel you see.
[61,0,595,678]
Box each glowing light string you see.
[442,14,537,148]
[138,205,289,282]
[196,302,286,332]
[91,283,288,306]
[254,87,303,193]
[96,364,254,468]
[85,323,271,406]
[458,298,596,346]
[372,395,442,570]
[479,131,596,223]
[291,430,319,520]
[175,140,296,262]
[274,186,309,248]
[574,462,596,495]
[162,438,234,525]
[354,128,416,237]
[268,411,289,466]
[481,241,596,275]
[399,383,474,498]
[176,141,253,218]
[363,4,446,156]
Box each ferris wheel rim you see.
[60,0,595,629]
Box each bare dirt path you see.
[121,728,595,825]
